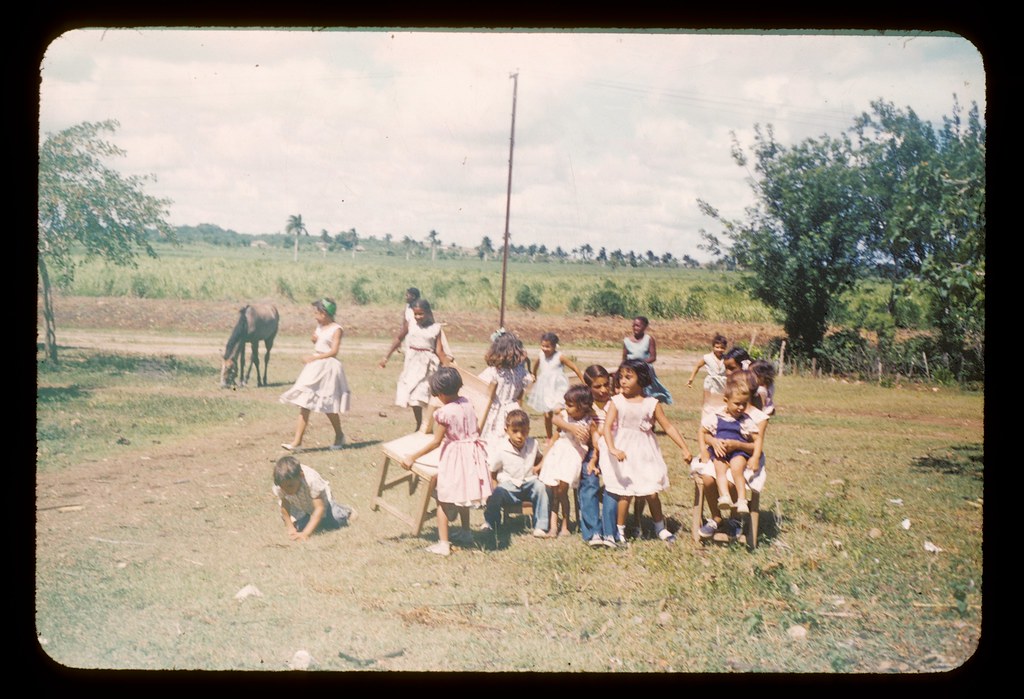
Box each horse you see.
[220,303,279,388]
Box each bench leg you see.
[412,474,438,536]
[691,479,705,543]
[747,490,760,550]
[373,455,393,511]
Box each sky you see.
[38,29,985,261]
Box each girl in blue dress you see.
[621,316,672,405]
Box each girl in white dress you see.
[478,330,534,443]
[602,359,695,544]
[686,333,728,408]
[527,332,584,441]
[383,298,453,431]
[379,287,421,365]
[538,385,597,537]
[279,298,351,451]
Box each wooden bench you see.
[372,366,496,536]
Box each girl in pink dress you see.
[403,367,492,557]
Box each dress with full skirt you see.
[599,394,669,497]
[394,322,443,408]
[279,322,351,414]
[527,350,570,413]
[477,363,533,442]
[433,397,492,507]
[623,333,673,405]
[538,410,591,489]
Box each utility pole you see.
[498,71,518,330]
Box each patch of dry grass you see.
[36,345,983,673]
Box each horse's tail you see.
[223,306,250,360]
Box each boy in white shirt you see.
[482,409,550,538]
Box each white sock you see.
[616,524,626,540]
[653,519,666,534]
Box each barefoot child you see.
[279,298,350,451]
[483,409,550,539]
[686,334,728,407]
[527,332,585,440]
[272,456,354,541]
[602,359,694,545]
[402,367,492,556]
[538,384,598,537]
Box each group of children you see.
[270,294,777,556]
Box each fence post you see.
[922,352,930,380]
[778,340,786,377]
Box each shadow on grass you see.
[37,384,90,404]
[911,443,983,479]
[38,350,211,377]
[300,439,382,452]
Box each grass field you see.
[61,241,782,324]
[35,325,983,673]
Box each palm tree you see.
[477,235,495,261]
[285,214,308,262]
[425,229,441,261]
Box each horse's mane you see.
[223,307,250,360]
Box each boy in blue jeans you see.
[483,410,550,539]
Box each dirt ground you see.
[43,295,784,353]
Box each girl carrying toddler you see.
[538,384,598,537]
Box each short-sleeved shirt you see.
[272,464,334,519]
[488,435,540,487]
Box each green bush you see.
[275,276,295,302]
[683,289,708,320]
[351,277,373,306]
[582,287,632,317]
[515,284,542,312]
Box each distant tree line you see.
[162,224,704,269]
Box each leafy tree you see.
[285,214,307,262]
[853,98,985,378]
[476,235,495,260]
[578,242,594,262]
[38,120,174,361]
[401,235,417,258]
[699,125,871,355]
[336,228,358,251]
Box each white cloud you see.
[38,29,985,261]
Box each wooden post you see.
[498,72,519,330]
[922,351,930,380]
[778,340,786,376]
